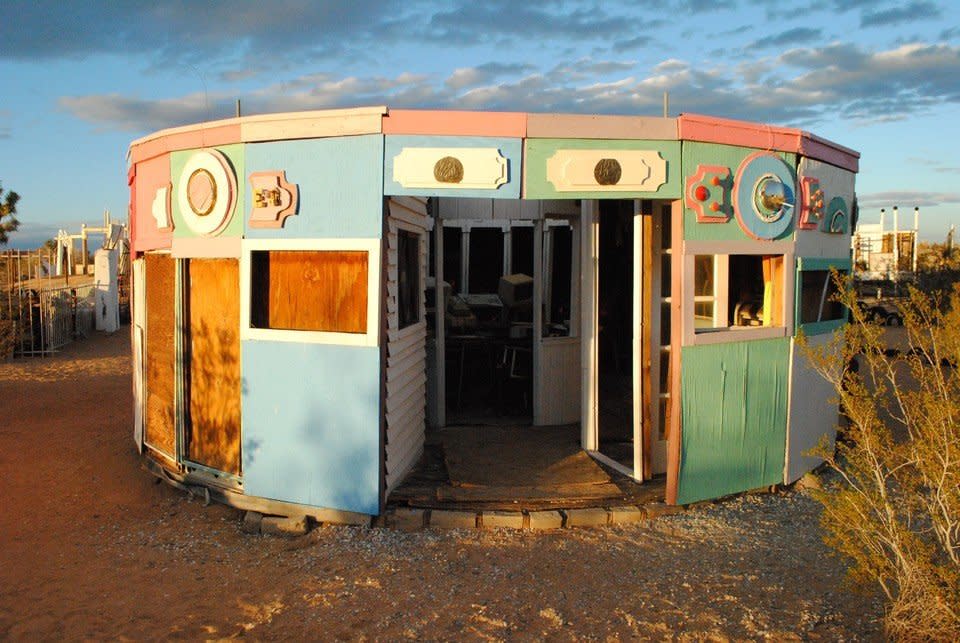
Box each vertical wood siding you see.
[143,252,177,459]
[384,196,429,493]
[187,258,242,474]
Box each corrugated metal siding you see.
[385,196,429,493]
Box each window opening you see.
[799,270,845,324]
[398,230,421,330]
[693,254,784,331]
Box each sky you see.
[1,0,958,248]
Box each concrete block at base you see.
[481,511,523,529]
[261,515,309,537]
[429,510,478,529]
[644,502,686,519]
[527,510,563,530]
[390,508,426,530]
[241,511,263,534]
[565,507,610,527]
[608,506,646,525]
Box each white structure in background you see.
[852,206,919,282]
[55,210,126,277]
[94,247,120,332]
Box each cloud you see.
[861,1,941,27]
[746,27,823,51]
[857,191,960,208]
[614,35,655,51]
[0,1,399,64]
[775,42,960,121]
[58,40,960,134]
[445,63,535,90]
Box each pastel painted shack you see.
[127,107,857,521]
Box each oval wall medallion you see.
[593,158,622,185]
[433,156,464,183]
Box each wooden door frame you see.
[581,199,646,481]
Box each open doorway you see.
[596,200,637,471]
[428,206,537,426]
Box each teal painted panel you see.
[682,141,796,242]
[384,135,521,198]
[678,338,790,504]
[797,256,852,271]
[245,135,384,239]
[241,341,381,515]
[171,144,245,239]
[524,138,681,199]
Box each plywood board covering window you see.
[187,258,241,475]
[250,250,369,333]
[144,253,176,459]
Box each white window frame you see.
[682,240,794,346]
[239,237,382,346]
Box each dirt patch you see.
[0,331,884,640]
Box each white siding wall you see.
[384,196,429,494]
[784,334,838,483]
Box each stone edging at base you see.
[238,503,688,536]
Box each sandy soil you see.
[0,331,884,640]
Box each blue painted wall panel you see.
[384,135,522,198]
[241,341,381,515]
[244,135,384,239]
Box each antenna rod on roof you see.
[236,99,241,118]
[663,92,669,118]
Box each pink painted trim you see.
[526,113,678,139]
[129,123,242,164]
[680,113,801,152]
[685,164,731,223]
[679,113,860,173]
[799,133,860,173]
[382,109,527,137]
[798,176,824,231]
[171,236,242,259]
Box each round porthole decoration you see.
[177,150,237,236]
[732,152,796,240]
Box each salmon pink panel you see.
[132,154,173,253]
[383,109,526,137]
[679,114,802,154]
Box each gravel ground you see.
[0,330,885,640]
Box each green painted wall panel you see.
[171,144,245,239]
[678,337,790,504]
[681,141,796,242]
[524,138,681,199]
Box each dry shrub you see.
[802,278,960,641]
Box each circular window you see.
[177,150,236,236]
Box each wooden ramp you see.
[389,424,664,511]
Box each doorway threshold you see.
[388,424,664,512]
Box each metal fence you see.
[3,285,97,357]
[0,248,129,358]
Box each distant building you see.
[853,207,918,282]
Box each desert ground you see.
[0,330,884,640]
